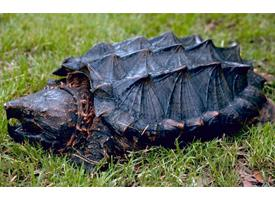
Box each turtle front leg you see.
[69,130,112,171]
[68,118,131,171]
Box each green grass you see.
[0,14,274,186]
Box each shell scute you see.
[54,32,267,137]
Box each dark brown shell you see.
[52,32,266,145]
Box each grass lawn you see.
[0,14,274,186]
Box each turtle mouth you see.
[7,119,43,142]
[5,103,44,143]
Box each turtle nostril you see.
[4,100,19,111]
[5,103,13,120]
[4,102,11,110]
[4,100,24,120]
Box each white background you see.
[0,187,275,200]
[0,0,275,13]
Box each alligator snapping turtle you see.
[4,32,275,170]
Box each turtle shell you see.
[53,32,267,144]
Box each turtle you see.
[4,32,275,170]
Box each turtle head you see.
[4,73,93,150]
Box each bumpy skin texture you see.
[5,32,269,169]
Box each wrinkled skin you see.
[4,32,275,170]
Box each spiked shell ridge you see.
[53,32,266,144]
